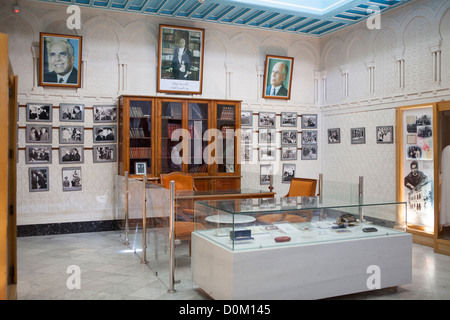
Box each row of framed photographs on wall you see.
[26,124,117,144]
[29,166,82,192]
[26,103,117,123]
[26,145,116,164]
[241,111,317,129]
[241,128,317,146]
[241,145,317,162]
[260,163,296,185]
[327,126,394,144]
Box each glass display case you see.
[193,196,407,251]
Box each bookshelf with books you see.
[119,95,241,191]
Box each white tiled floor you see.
[16,230,450,300]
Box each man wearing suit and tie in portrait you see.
[263,56,293,99]
[265,62,289,97]
[44,39,78,84]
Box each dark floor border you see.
[17,220,120,237]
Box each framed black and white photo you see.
[93,125,117,143]
[281,112,297,127]
[281,146,297,161]
[59,126,84,144]
[26,103,52,122]
[260,164,273,185]
[29,167,49,192]
[59,103,85,122]
[301,114,317,129]
[258,197,276,208]
[301,130,318,145]
[25,146,52,164]
[258,129,276,144]
[351,127,366,144]
[135,162,147,175]
[259,146,276,161]
[62,167,82,191]
[282,163,296,184]
[241,145,253,162]
[258,112,276,128]
[281,196,297,208]
[93,145,117,163]
[281,130,297,146]
[241,110,253,127]
[39,33,82,88]
[262,55,294,100]
[26,124,52,143]
[158,24,205,94]
[93,105,117,123]
[240,128,253,144]
[59,146,84,164]
[328,128,340,144]
[302,145,318,160]
[376,126,394,144]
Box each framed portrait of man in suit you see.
[157,24,205,94]
[262,55,294,100]
[39,33,82,88]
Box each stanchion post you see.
[141,174,147,264]
[359,176,364,222]
[319,173,323,204]
[124,171,129,245]
[168,180,176,293]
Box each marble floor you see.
[16,230,450,300]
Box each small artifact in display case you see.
[274,236,291,242]
[230,229,253,241]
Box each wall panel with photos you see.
[240,110,318,185]
[23,103,118,193]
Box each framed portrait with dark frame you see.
[328,128,340,144]
[262,55,294,100]
[258,112,276,128]
[26,124,52,143]
[241,110,253,127]
[157,24,205,94]
[351,127,366,144]
[93,125,117,143]
[282,163,296,184]
[93,145,117,163]
[93,105,118,123]
[39,33,82,88]
[376,126,394,144]
[59,103,85,122]
[62,167,82,192]
[281,112,297,127]
[29,167,49,192]
[59,146,84,164]
[301,114,317,129]
[25,145,52,164]
[59,126,84,144]
[26,103,52,122]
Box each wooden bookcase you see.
[118,95,241,191]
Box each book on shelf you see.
[130,127,147,138]
[130,147,151,159]
[219,106,235,120]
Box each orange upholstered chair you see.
[257,177,317,224]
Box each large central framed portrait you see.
[262,55,294,100]
[39,33,82,88]
[157,24,205,94]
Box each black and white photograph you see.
[301,114,317,129]
[351,127,366,144]
[62,167,82,191]
[259,146,276,161]
[240,128,253,144]
[59,126,84,144]
[93,125,117,143]
[301,130,318,145]
[93,105,117,123]
[281,196,297,208]
[258,112,276,128]
[29,167,49,192]
[135,162,147,175]
[328,128,340,144]
[282,163,296,184]
[281,146,297,161]
[281,130,297,146]
[376,126,393,144]
[59,146,84,164]
[281,112,297,127]
[240,198,254,211]
[241,145,253,162]
[259,129,276,144]
[59,103,85,122]
[302,145,318,160]
[26,125,52,143]
[93,145,117,163]
[260,164,273,185]
[241,110,253,127]
[26,103,52,122]
[258,197,276,208]
[25,146,52,164]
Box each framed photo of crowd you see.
[39,33,82,88]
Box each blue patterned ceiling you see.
[31,0,414,37]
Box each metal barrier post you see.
[124,171,129,245]
[319,173,323,204]
[168,180,176,293]
[141,174,147,264]
[359,176,364,222]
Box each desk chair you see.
[257,177,318,224]
[160,172,205,254]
